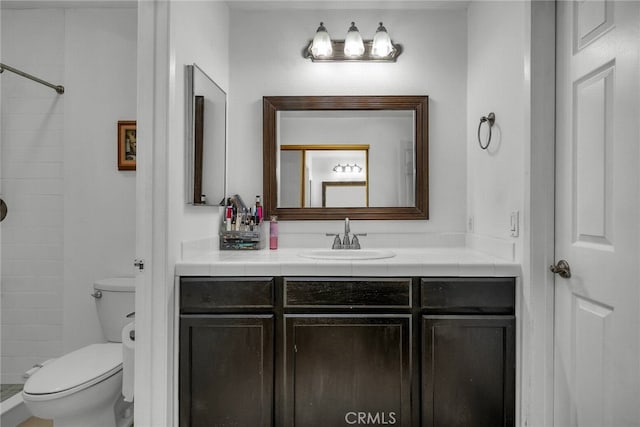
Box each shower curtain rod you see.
[0,63,65,94]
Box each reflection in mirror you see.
[323,181,367,207]
[185,64,226,206]
[263,96,428,220]
[279,144,369,208]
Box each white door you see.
[554,1,640,426]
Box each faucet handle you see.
[351,233,367,249]
[326,233,342,249]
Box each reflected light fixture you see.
[304,21,402,62]
[333,163,363,173]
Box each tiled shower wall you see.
[1,7,137,384]
[1,9,66,384]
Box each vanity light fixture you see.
[304,21,402,62]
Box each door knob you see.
[550,259,571,278]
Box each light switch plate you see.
[510,211,519,237]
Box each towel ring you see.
[477,112,495,150]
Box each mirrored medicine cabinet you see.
[263,96,429,220]
[185,64,226,206]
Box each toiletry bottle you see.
[255,196,263,224]
[225,206,232,231]
[269,216,278,250]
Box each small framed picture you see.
[118,120,137,171]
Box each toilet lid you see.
[23,343,122,397]
[94,277,135,292]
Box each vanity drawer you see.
[421,277,515,314]
[180,277,274,312]
[284,277,412,308]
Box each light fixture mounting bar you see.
[303,40,402,62]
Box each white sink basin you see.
[298,249,396,260]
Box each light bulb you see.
[310,22,333,58]
[372,22,393,58]
[344,22,364,57]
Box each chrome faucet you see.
[326,217,366,249]
[343,218,351,247]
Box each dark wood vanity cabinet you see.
[421,278,516,427]
[179,277,275,427]
[281,277,415,426]
[284,315,412,427]
[179,276,515,427]
[179,315,273,427]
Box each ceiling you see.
[1,0,469,10]
[1,0,136,9]
[225,0,470,10]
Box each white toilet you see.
[22,277,135,427]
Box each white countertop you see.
[175,247,521,277]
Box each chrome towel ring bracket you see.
[477,112,496,150]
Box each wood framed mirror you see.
[263,95,428,220]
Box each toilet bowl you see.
[22,278,135,427]
[23,344,128,427]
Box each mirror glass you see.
[263,96,428,220]
[185,64,226,206]
[279,143,371,208]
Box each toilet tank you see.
[94,277,135,342]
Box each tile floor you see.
[18,417,53,427]
[0,384,23,402]
[2,384,131,427]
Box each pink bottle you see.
[269,216,278,250]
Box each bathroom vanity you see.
[176,249,518,427]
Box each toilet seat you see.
[23,343,122,402]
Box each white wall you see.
[168,0,230,255]
[63,7,138,354]
[229,8,467,242]
[467,3,554,426]
[1,6,137,383]
[466,1,526,261]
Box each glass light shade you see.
[344,22,364,57]
[311,22,333,57]
[372,22,393,58]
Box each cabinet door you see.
[180,315,273,427]
[283,315,412,427]
[422,316,515,427]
